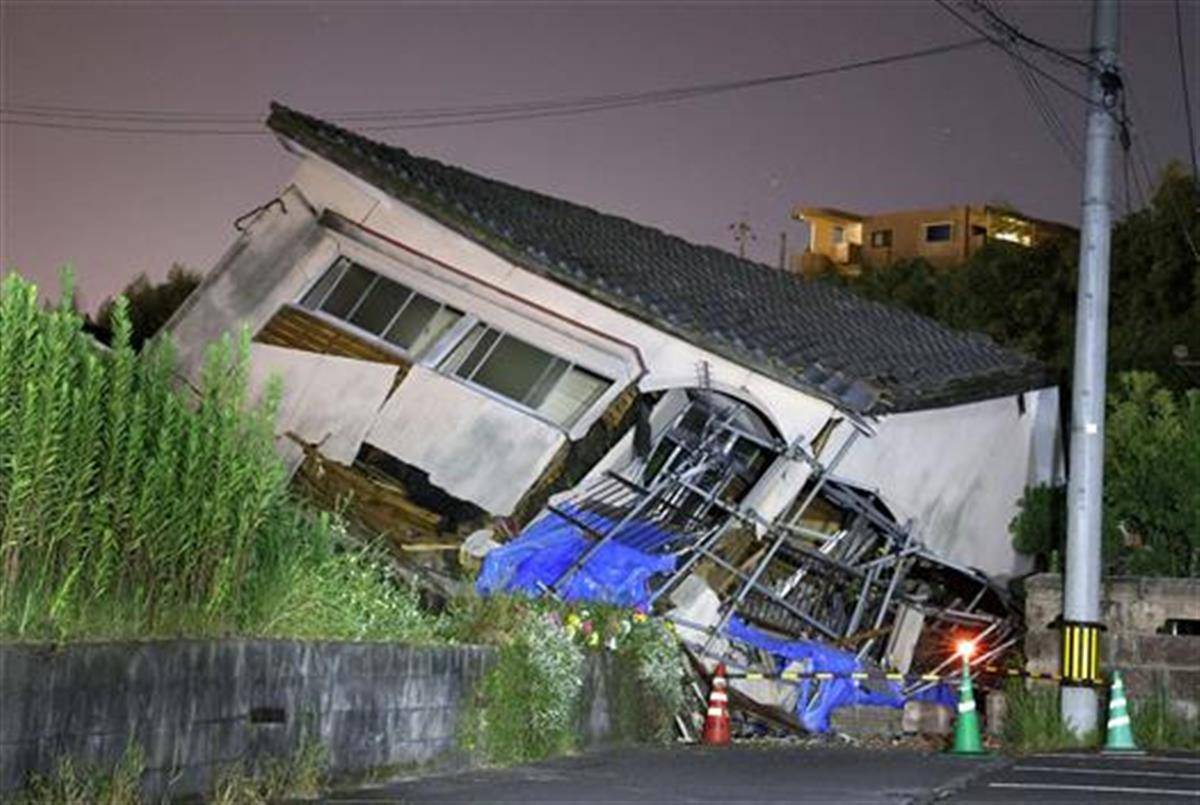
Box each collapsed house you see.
[167,103,1063,728]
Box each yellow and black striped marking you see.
[1060,621,1102,685]
[725,663,1105,686]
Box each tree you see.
[842,163,1199,392]
[91,264,201,349]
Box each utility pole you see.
[778,231,788,270]
[1061,0,1120,737]
[729,218,756,259]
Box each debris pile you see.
[479,389,1020,733]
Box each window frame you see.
[295,253,618,433]
[439,321,613,430]
[922,222,955,244]
[296,255,467,363]
[869,229,893,248]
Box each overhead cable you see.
[0,37,988,135]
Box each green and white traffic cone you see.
[1103,670,1142,753]
[950,654,986,755]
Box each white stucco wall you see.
[288,155,837,447]
[365,365,566,515]
[246,343,398,471]
[830,387,1064,579]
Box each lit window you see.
[442,324,611,427]
[923,223,953,243]
[869,229,893,248]
[299,257,463,358]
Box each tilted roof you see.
[267,103,1051,414]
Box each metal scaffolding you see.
[541,389,1019,702]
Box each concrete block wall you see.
[1024,574,1200,719]
[0,640,496,799]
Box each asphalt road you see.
[954,750,1200,802]
[323,744,998,804]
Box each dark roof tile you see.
[268,103,1051,414]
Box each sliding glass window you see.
[441,324,611,428]
[299,257,463,359]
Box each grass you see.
[0,271,440,643]
[210,737,328,804]
[15,738,328,805]
[1132,687,1200,751]
[1001,679,1098,753]
[15,744,144,805]
[1002,677,1199,753]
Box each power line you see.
[1174,0,1199,177]
[0,37,989,136]
[1009,56,1083,170]
[932,0,1098,109]
[964,0,1094,73]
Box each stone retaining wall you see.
[1024,574,1200,718]
[0,640,637,799]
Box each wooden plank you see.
[254,305,411,368]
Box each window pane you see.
[442,324,490,376]
[349,277,412,335]
[525,358,570,409]
[471,335,555,403]
[924,223,953,243]
[320,263,374,318]
[408,305,463,358]
[537,366,610,426]
[383,294,438,349]
[300,259,347,309]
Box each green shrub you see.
[615,616,687,741]
[462,607,584,764]
[1009,485,1066,573]
[456,597,686,762]
[1104,373,1200,577]
[0,271,438,642]
[1011,372,1199,577]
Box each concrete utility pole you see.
[1061,0,1120,736]
[729,218,756,259]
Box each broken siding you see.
[246,343,397,468]
[290,438,461,543]
[365,365,568,516]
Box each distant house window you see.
[869,229,893,248]
[441,323,611,427]
[923,223,954,243]
[299,257,463,358]
[832,225,846,245]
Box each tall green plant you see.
[0,271,437,641]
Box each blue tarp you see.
[476,505,677,609]
[725,616,955,732]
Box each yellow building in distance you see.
[792,204,1076,277]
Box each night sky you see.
[1,1,1195,310]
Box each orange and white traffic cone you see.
[702,663,731,746]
